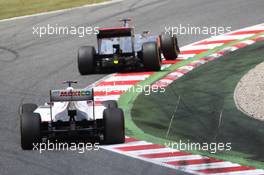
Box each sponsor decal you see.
[58,90,91,97]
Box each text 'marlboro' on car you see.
[20,81,124,150]
[78,18,180,74]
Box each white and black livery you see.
[78,18,180,74]
[20,81,125,150]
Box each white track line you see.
[103,75,150,82]
[240,40,256,45]
[94,95,120,101]
[169,72,185,77]
[153,155,206,162]
[102,141,151,148]
[208,169,264,175]
[161,64,172,70]
[234,25,264,31]
[94,85,132,91]
[183,162,240,171]
[0,0,123,23]
[154,79,173,84]
[127,148,175,155]
[179,65,195,71]
[178,54,196,60]
[181,44,223,50]
[207,34,255,41]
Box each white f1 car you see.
[20,81,125,150]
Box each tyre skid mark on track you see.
[92,24,264,174]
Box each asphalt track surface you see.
[0,0,263,175]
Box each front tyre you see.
[160,34,180,60]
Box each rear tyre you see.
[160,34,179,60]
[102,100,118,108]
[20,113,41,150]
[78,46,96,75]
[142,42,161,71]
[21,103,38,114]
[103,108,125,144]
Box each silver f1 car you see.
[78,19,180,74]
[20,81,125,150]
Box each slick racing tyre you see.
[160,34,180,60]
[142,42,161,71]
[102,100,118,108]
[78,46,96,75]
[21,103,38,114]
[103,108,125,144]
[20,113,41,150]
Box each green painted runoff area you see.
[131,40,264,168]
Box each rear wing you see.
[97,27,134,38]
[50,89,93,102]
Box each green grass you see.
[0,0,108,20]
[131,40,264,168]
